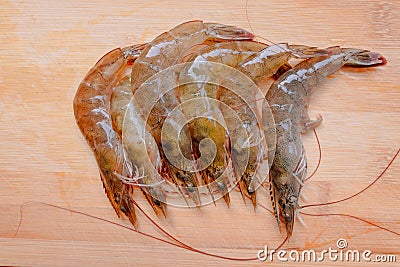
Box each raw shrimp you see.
[121,96,167,216]
[266,46,386,237]
[130,20,254,206]
[73,44,165,226]
[110,66,167,217]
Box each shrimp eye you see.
[120,206,127,214]
[187,186,195,193]
[284,213,292,222]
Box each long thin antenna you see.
[245,0,287,52]
[301,148,399,209]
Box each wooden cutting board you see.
[1,0,399,266]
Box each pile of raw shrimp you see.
[73,20,386,236]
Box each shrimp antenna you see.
[301,148,399,209]
[300,211,400,237]
[304,129,322,182]
[245,0,255,38]
[245,0,287,53]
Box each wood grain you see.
[0,0,399,266]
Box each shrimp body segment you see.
[122,97,167,216]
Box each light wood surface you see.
[1,0,399,266]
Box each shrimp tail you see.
[341,49,387,66]
[99,170,122,217]
[99,168,138,228]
